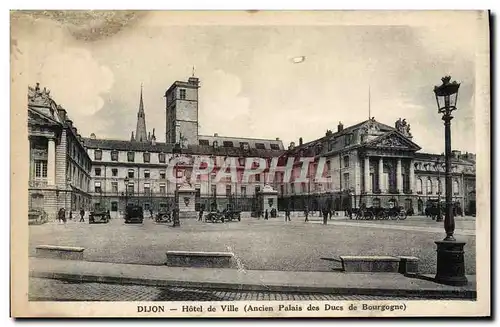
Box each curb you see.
[30,271,477,300]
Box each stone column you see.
[409,160,415,192]
[378,157,384,192]
[396,158,403,192]
[364,156,370,193]
[47,137,56,186]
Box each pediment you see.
[28,108,61,127]
[366,131,421,152]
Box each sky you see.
[12,11,483,154]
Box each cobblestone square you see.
[29,215,476,274]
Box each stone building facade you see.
[28,83,92,220]
[28,76,476,219]
[280,118,476,215]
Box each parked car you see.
[155,210,172,223]
[89,209,110,224]
[124,205,144,224]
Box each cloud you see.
[12,15,114,135]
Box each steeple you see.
[135,84,148,143]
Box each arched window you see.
[426,178,433,194]
[453,180,460,194]
[417,178,423,194]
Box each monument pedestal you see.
[261,184,278,216]
[177,183,197,219]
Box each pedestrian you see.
[79,207,85,222]
[285,208,291,222]
[322,207,329,225]
[150,209,154,219]
[198,208,204,221]
[304,205,309,222]
[57,208,66,224]
[69,210,73,220]
[265,209,269,220]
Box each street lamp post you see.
[434,157,445,222]
[172,142,181,227]
[433,75,467,286]
[124,177,129,207]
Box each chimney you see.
[288,142,295,150]
[57,107,67,121]
[299,137,303,146]
[214,133,218,137]
[338,121,344,132]
[276,137,280,141]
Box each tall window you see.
[94,168,101,176]
[128,169,134,178]
[343,173,350,190]
[179,89,186,100]
[453,180,460,194]
[158,153,166,163]
[112,168,118,177]
[255,174,261,182]
[111,150,118,161]
[417,178,423,194]
[94,149,102,161]
[226,185,232,197]
[241,186,247,197]
[144,170,150,179]
[290,184,294,194]
[143,152,150,163]
[127,151,135,162]
[34,160,48,178]
[160,170,166,179]
[111,201,118,211]
[255,185,261,194]
[343,156,350,168]
[127,183,134,194]
[159,183,166,194]
[144,183,151,195]
[94,182,101,193]
[211,185,217,197]
[111,182,118,193]
[426,178,433,194]
[280,184,285,195]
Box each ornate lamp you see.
[433,76,467,286]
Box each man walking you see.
[285,207,291,222]
[304,205,309,222]
[79,207,85,222]
[322,206,329,225]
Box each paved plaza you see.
[29,277,469,302]
[29,215,476,275]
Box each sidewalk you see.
[29,257,476,299]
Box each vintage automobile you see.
[222,208,241,222]
[155,210,172,223]
[28,208,48,225]
[205,211,225,223]
[124,205,144,224]
[89,209,110,224]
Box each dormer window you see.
[255,143,266,150]
[143,152,150,163]
[270,144,280,150]
[94,149,102,161]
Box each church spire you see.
[135,84,148,143]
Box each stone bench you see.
[165,251,234,268]
[36,245,85,260]
[340,256,400,273]
[397,256,419,274]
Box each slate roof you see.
[81,137,286,158]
